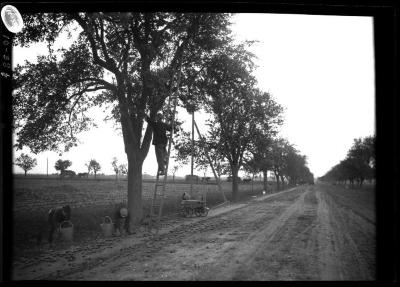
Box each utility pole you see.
[190,111,194,194]
[191,111,194,176]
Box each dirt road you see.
[12,183,375,281]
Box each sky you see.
[11,13,375,178]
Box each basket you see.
[59,220,74,242]
[100,216,114,237]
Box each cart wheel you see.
[185,207,192,217]
[200,207,209,217]
[194,208,202,217]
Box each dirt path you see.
[12,184,375,281]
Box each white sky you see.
[12,13,375,178]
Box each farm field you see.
[12,176,269,212]
[10,182,375,280]
[11,176,275,256]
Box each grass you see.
[11,176,282,258]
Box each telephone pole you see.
[190,111,194,194]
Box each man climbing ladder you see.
[145,113,172,175]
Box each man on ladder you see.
[145,113,172,175]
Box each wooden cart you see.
[179,199,209,217]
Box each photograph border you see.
[1,0,398,284]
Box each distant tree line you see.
[13,154,129,180]
[318,135,375,187]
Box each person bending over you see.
[114,205,128,236]
[48,205,71,243]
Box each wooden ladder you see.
[149,59,183,234]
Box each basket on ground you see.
[100,216,114,237]
[59,220,74,242]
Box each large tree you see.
[12,12,231,231]
[346,136,375,186]
[89,159,101,178]
[197,43,283,200]
[111,157,120,180]
[270,138,292,190]
[246,129,280,192]
[54,159,72,175]
[14,153,37,176]
[283,147,307,185]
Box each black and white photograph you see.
[1,1,397,282]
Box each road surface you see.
[12,183,375,280]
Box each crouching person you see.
[48,205,71,243]
[114,205,128,236]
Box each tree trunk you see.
[251,173,255,193]
[127,154,143,232]
[280,175,285,189]
[274,171,280,191]
[231,166,239,201]
[263,170,268,193]
[24,170,27,176]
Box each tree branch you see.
[71,13,119,76]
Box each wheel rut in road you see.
[12,184,375,281]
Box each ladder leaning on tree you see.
[150,57,184,234]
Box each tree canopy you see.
[14,153,37,176]
[54,159,72,173]
[13,13,232,155]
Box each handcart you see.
[179,199,209,217]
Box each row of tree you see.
[172,41,313,195]
[176,132,314,194]
[318,135,375,187]
[14,154,127,180]
[12,12,313,231]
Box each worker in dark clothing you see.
[47,205,71,243]
[113,204,128,236]
[146,113,172,175]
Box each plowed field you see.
[12,183,375,281]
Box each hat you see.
[119,207,128,218]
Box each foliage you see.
[264,138,314,188]
[88,159,101,178]
[174,133,230,179]
[54,159,72,173]
[195,43,283,199]
[85,160,92,175]
[119,163,128,175]
[319,134,375,186]
[111,157,119,178]
[13,12,232,154]
[14,153,37,176]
